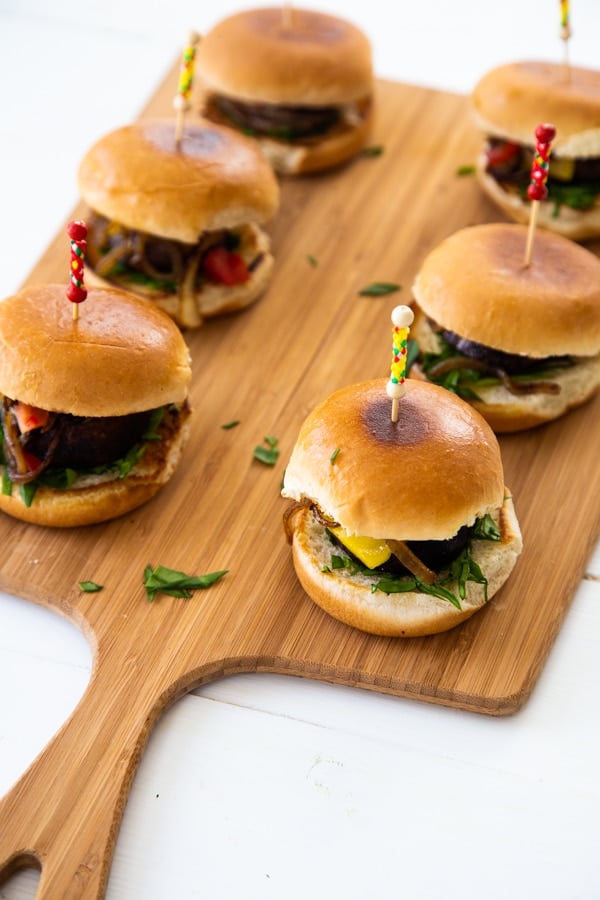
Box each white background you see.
[1,2,599,898]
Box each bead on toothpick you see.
[66,220,88,321]
[386,305,414,423]
[173,30,201,148]
[524,123,556,267]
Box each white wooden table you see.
[1,2,599,897]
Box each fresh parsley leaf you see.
[456,164,476,176]
[221,420,240,430]
[142,407,165,441]
[143,564,228,601]
[79,581,104,593]
[359,282,401,297]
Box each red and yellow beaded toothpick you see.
[66,220,88,321]
[173,30,201,147]
[524,123,556,267]
[386,305,414,423]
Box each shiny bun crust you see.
[0,405,191,528]
[412,223,600,357]
[86,224,274,329]
[77,120,280,243]
[288,495,522,637]
[197,8,373,106]
[472,61,600,158]
[475,159,600,241]
[204,96,374,175]
[411,311,600,432]
[0,285,191,416]
[282,379,505,542]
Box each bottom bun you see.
[475,156,600,242]
[288,497,522,637]
[0,404,191,527]
[412,311,600,432]
[87,224,273,329]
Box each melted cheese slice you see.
[329,526,391,569]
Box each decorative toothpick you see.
[66,220,88,321]
[386,305,414,423]
[524,123,556,267]
[281,3,294,31]
[560,0,571,80]
[173,30,201,148]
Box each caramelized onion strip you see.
[387,540,436,585]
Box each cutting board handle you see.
[0,629,179,898]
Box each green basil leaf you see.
[79,581,104,593]
[358,282,401,297]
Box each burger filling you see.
[284,502,502,609]
[483,138,600,215]
[0,397,187,507]
[411,320,573,401]
[85,212,266,300]
[205,93,371,143]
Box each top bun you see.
[197,7,373,106]
[413,223,600,357]
[472,61,600,158]
[0,284,191,416]
[282,378,504,541]
[77,119,280,244]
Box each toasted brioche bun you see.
[412,223,600,358]
[85,223,274,329]
[77,119,279,244]
[288,495,522,637]
[197,7,373,106]
[471,61,600,238]
[0,404,191,528]
[411,310,600,432]
[197,7,373,173]
[282,379,505,542]
[0,284,191,416]
[474,158,600,241]
[203,93,374,175]
[472,61,600,158]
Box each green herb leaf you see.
[79,581,104,593]
[358,282,401,297]
[143,564,228,601]
[19,482,37,508]
[362,145,384,157]
[456,164,476,176]
[254,436,280,466]
[472,513,501,542]
[142,407,165,441]
[221,420,240,430]
[307,254,318,267]
[2,469,12,497]
[330,448,341,465]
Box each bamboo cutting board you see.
[1,63,599,898]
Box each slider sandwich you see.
[78,119,280,328]
[282,379,522,637]
[472,61,600,240]
[0,284,191,526]
[196,6,374,174]
[410,223,600,432]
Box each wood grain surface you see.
[1,63,599,898]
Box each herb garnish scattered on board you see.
[143,564,228,601]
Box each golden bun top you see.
[0,284,191,416]
[412,223,600,357]
[282,379,505,541]
[77,119,280,243]
[472,61,600,158]
[197,7,373,106]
